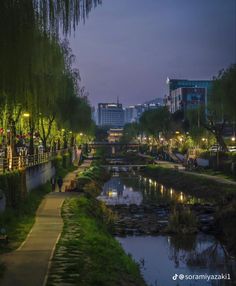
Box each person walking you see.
[57,176,63,192]
[50,176,56,192]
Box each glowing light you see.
[23,113,30,117]
[180,192,183,202]
[231,137,236,142]
[160,185,164,194]
[80,133,83,136]
[108,189,117,197]
[175,131,180,134]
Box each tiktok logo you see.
[172,274,178,280]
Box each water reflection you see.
[98,174,203,206]
[98,176,143,205]
[118,234,236,286]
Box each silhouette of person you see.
[57,176,63,192]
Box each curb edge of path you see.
[42,199,65,286]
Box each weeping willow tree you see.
[0,0,97,159]
[33,0,102,34]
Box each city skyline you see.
[69,0,236,106]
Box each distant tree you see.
[95,127,108,142]
[184,64,236,151]
[140,107,172,141]
[120,123,140,143]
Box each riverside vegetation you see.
[143,165,236,256]
[47,164,146,286]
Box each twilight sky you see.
[68,0,236,107]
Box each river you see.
[98,172,236,286]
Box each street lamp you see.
[23,112,30,118]
[231,136,235,142]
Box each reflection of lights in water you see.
[108,189,118,197]
[149,179,152,185]
[143,178,147,183]
[180,192,183,202]
[160,185,164,194]
[154,181,157,187]
[123,185,126,190]
[170,188,173,197]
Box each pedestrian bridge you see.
[83,142,140,155]
[102,165,146,172]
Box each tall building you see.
[124,106,138,123]
[91,107,97,124]
[98,103,124,127]
[165,78,212,114]
[134,99,163,122]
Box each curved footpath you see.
[0,160,91,286]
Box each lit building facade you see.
[124,106,138,123]
[98,103,124,127]
[108,128,123,143]
[165,78,212,114]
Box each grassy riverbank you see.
[47,196,146,286]
[144,165,236,203]
[0,182,51,253]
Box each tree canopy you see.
[0,0,97,157]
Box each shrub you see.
[0,170,27,208]
[168,207,197,234]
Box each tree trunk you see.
[29,118,35,155]
[215,132,228,152]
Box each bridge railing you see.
[0,148,72,174]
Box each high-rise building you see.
[165,78,212,114]
[98,103,124,127]
[124,106,138,123]
[91,107,97,124]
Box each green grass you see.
[0,182,51,253]
[47,196,146,286]
[196,168,236,181]
[0,262,5,278]
[56,163,77,178]
[167,207,197,234]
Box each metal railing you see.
[0,148,71,174]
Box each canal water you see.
[98,173,204,206]
[98,173,236,286]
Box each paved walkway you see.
[0,160,92,286]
